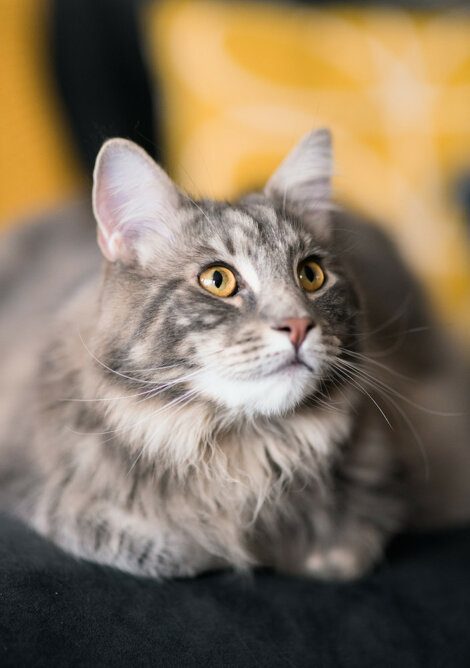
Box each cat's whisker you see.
[118,362,186,373]
[130,389,201,441]
[97,346,233,379]
[131,366,219,407]
[338,348,416,383]
[98,391,200,446]
[354,296,413,342]
[329,364,393,430]
[352,326,434,359]
[62,364,210,404]
[69,385,200,439]
[185,194,215,228]
[311,348,390,421]
[317,366,358,413]
[65,363,221,435]
[372,384,430,480]
[324,374,359,415]
[70,336,228,404]
[64,387,160,404]
[327,358,453,476]
[66,338,284,410]
[334,356,463,417]
[125,390,199,477]
[78,331,163,386]
[329,358,431,479]
[316,343,459,415]
[306,389,349,416]
[120,346,231,374]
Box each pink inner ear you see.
[94,180,128,262]
[97,227,126,263]
[92,139,181,264]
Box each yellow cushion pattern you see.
[0,0,83,227]
[145,1,470,339]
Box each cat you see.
[0,129,469,580]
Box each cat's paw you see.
[302,545,377,581]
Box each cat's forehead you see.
[181,198,320,270]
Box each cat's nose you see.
[272,318,314,349]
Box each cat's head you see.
[91,130,360,418]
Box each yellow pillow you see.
[144,0,470,340]
[0,0,83,227]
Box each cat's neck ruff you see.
[100,380,356,485]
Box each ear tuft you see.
[265,129,333,231]
[92,139,181,264]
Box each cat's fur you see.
[1,130,469,580]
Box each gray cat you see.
[1,129,469,580]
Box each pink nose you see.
[273,318,314,349]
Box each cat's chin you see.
[191,364,316,417]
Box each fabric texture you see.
[1,513,470,667]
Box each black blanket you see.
[1,514,470,667]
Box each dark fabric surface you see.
[1,514,470,667]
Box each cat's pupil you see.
[213,270,223,288]
[305,265,315,282]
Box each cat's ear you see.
[92,138,181,264]
[265,129,333,234]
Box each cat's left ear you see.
[265,129,333,235]
[92,138,182,265]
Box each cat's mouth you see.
[272,357,314,376]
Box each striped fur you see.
[1,132,469,580]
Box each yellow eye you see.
[298,259,325,292]
[198,265,237,298]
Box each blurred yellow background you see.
[0,0,83,225]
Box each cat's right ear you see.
[265,129,333,237]
[92,139,181,265]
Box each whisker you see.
[64,387,159,404]
[331,364,393,430]
[131,367,214,406]
[125,390,200,476]
[62,364,209,405]
[78,330,160,386]
[335,356,463,417]
[338,348,416,383]
[185,194,215,228]
[354,295,413,342]
[333,359,430,479]
[68,386,200,439]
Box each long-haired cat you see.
[1,130,469,579]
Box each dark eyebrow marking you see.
[224,235,235,255]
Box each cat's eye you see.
[297,258,325,292]
[198,265,237,298]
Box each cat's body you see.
[1,131,469,579]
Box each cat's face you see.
[92,131,361,417]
